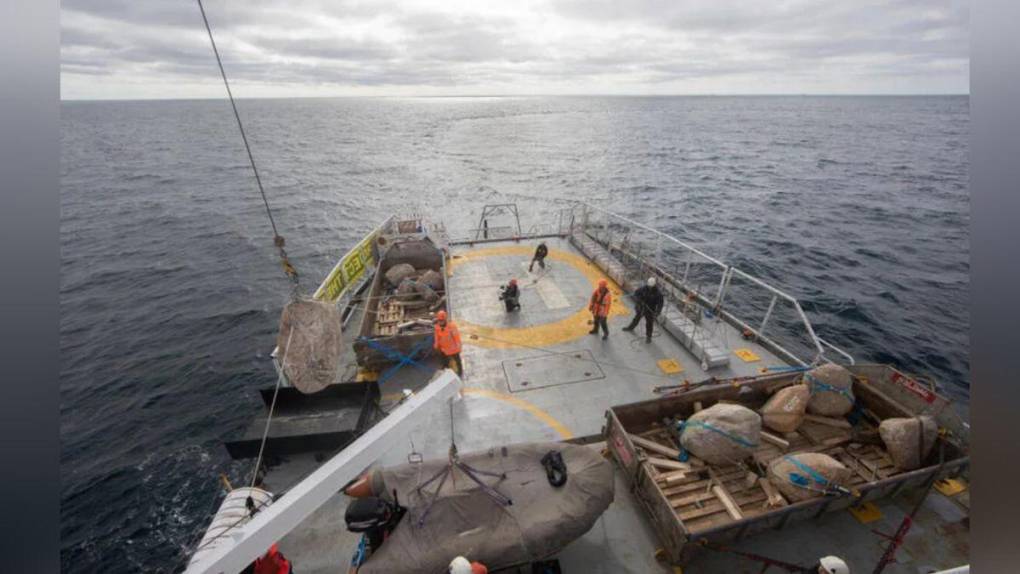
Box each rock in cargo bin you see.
[805,363,855,416]
[768,452,851,502]
[879,415,938,471]
[678,403,761,465]
[384,263,416,287]
[760,383,810,433]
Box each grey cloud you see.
[60,0,969,97]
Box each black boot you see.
[622,326,634,332]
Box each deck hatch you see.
[502,350,606,393]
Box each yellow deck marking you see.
[848,502,883,524]
[462,387,574,439]
[734,348,761,362]
[934,478,967,496]
[449,245,629,349]
[657,358,684,374]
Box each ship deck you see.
[263,236,969,574]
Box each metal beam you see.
[184,370,461,574]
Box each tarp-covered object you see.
[680,403,761,465]
[356,442,614,574]
[276,298,343,394]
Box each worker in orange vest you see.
[433,310,463,376]
[588,279,612,340]
[249,543,292,574]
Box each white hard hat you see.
[818,555,849,574]
[647,277,656,287]
[449,556,472,574]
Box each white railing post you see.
[760,294,778,336]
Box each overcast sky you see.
[61,0,969,100]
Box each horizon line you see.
[62,92,971,103]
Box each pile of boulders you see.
[384,263,443,307]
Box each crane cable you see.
[196,0,299,286]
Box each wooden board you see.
[760,431,790,449]
[647,457,692,471]
[630,434,682,459]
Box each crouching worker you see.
[449,556,488,574]
[433,310,463,377]
[499,278,521,312]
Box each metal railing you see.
[565,200,853,366]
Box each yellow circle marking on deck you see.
[461,387,574,439]
[448,245,629,349]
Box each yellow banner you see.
[316,232,378,302]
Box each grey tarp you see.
[356,442,614,574]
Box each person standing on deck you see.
[623,277,665,343]
[433,310,464,376]
[588,279,612,340]
[529,242,548,272]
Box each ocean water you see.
[60,96,969,573]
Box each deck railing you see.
[565,200,852,366]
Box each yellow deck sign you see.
[315,232,378,302]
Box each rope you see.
[250,328,294,489]
[783,454,829,488]
[196,0,298,285]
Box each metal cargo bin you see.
[353,237,447,370]
[603,364,969,566]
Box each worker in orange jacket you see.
[433,310,463,376]
[248,543,292,574]
[588,279,612,340]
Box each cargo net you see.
[276,297,344,394]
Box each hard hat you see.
[647,277,657,287]
[436,310,447,321]
[449,556,472,574]
[510,279,517,285]
[598,279,608,287]
[818,555,849,574]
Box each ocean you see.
[60,95,969,573]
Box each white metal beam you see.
[184,369,461,574]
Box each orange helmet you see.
[510,279,517,285]
[598,279,608,287]
[436,310,447,321]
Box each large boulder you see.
[761,384,810,433]
[805,364,855,416]
[277,298,343,394]
[419,269,445,292]
[679,403,761,465]
[879,416,938,471]
[395,278,418,298]
[768,453,851,502]
[385,263,416,287]
[414,281,440,303]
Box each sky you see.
[60,0,970,100]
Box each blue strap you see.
[805,372,854,401]
[783,455,830,488]
[358,336,434,385]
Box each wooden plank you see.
[654,469,689,484]
[647,457,692,472]
[760,431,790,449]
[758,477,787,507]
[713,485,744,520]
[803,414,853,429]
[629,434,682,459]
